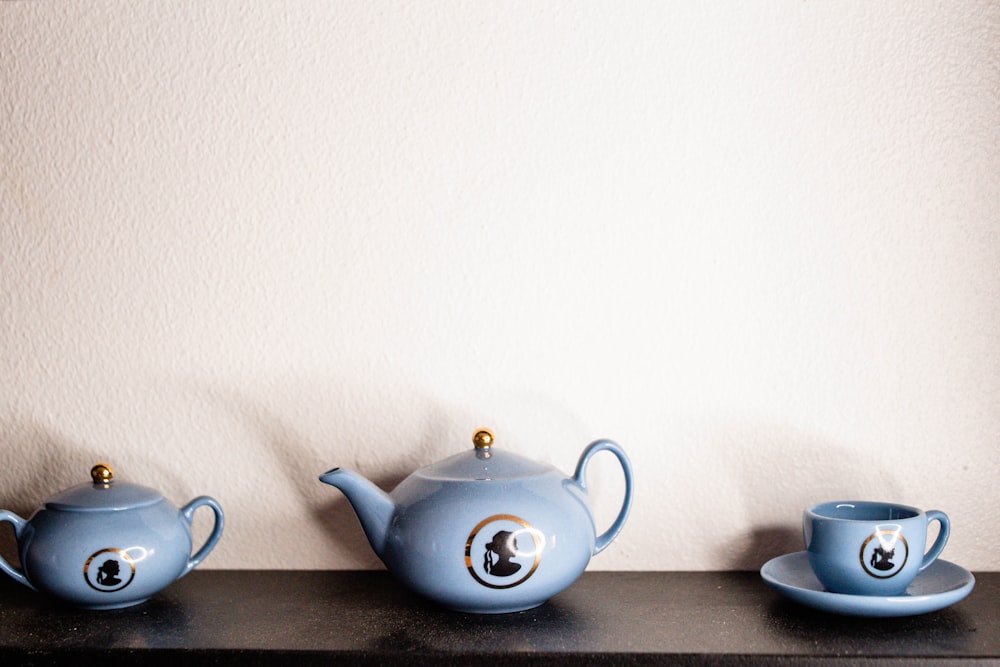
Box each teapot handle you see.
[179,496,225,577]
[572,439,634,555]
[0,510,36,590]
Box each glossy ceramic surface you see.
[319,430,634,613]
[761,551,975,617]
[803,501,950,596]
[0,464,224,609]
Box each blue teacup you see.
[803,501,950,596]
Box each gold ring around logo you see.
[83,548,137,592]
[465,514,543,590]
[859,529,909,579]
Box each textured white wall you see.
[1,2,998,572]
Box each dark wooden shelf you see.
[1,570,997,665]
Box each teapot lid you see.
[44,463,164,512]
[416,429,557,481]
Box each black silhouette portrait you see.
[870,546,895,571]
[96,559,122,586]
[483,530,521,577]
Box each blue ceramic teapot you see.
[0,463,224,609]
[319,429,634,613]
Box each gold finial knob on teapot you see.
[472,429,494,450]
[91,463,114,485]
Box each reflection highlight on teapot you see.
[124,546,152,563]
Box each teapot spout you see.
[318,467,394,559]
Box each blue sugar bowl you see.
[320,428,634,613]
[0,463,224,609]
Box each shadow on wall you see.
[0,374,579,571]
[205,377,608,570]
[722,422,904,570]
[0,391,414,573]
[194,379,467,569]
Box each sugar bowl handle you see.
[179,496,225,577]
[572,439,634,555]
[0,510,36,590]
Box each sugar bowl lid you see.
[44,463,164,512]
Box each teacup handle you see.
[179,496,225,577]
[920,509,950,572]
[573,439,634,555]
[0,510,36,590]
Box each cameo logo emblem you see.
[84,548,136,593]
[465,514,544,589]
[860,529,909,579]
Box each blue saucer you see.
[760,551,975,617]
